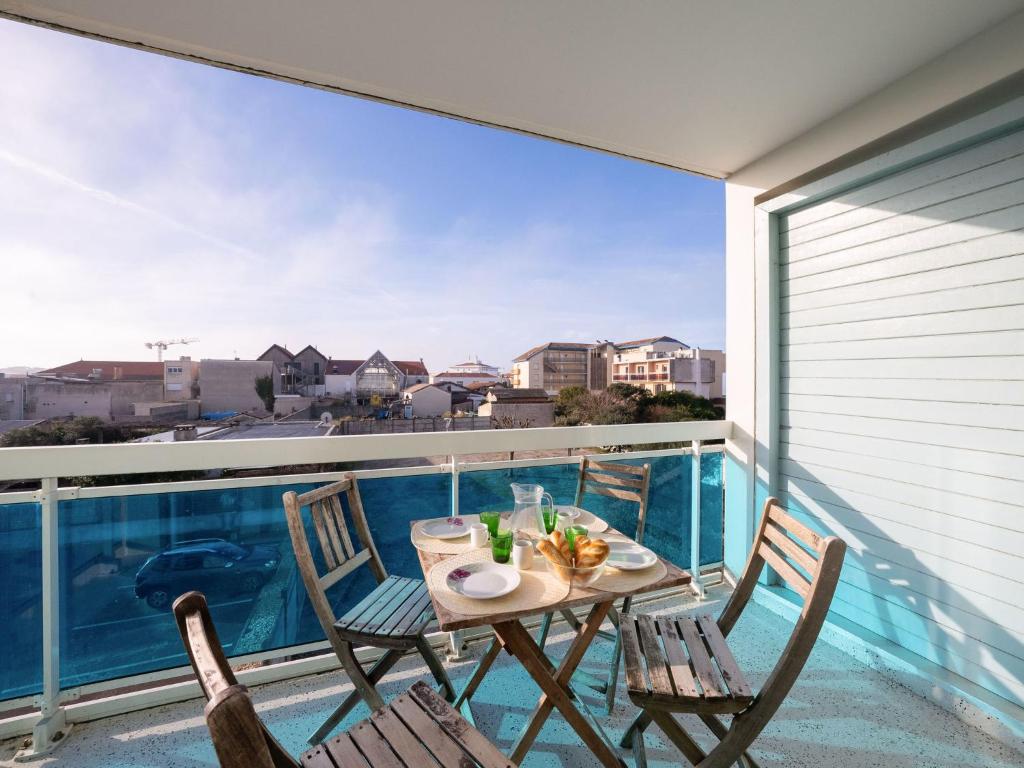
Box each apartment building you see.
[612,337,725,399]
[511,342,615,393]
[512,337,724,398]
[163,357,199,401]
[431,357,503,387]
[324,352,429,403]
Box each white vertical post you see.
[16,477,72,760]
[446,458,466,659]
[690,441,705,599]
[450,457,460,518]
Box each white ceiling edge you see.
[2,1,1022,183]
[731,8,1024,192]
[0,2,729,179]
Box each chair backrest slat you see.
[767,503,824,553]
[575,456,651,543]
[757,542,811,598]
[283,476,388,657]
[173,592,299,768]
[762,518,818,577]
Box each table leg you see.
[493,601,624,768]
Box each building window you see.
[168,366,183,374]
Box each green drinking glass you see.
[542,507,558,534]
[565,524,589,553]
[491,530,513,564]
[479,511,501,537]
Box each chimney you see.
[173,424,198,441]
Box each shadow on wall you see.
[775,465,1023,707]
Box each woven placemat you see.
[577,531,668,593]
[427,548,571,617]
[591,557,667,593]
[411,515,481,555]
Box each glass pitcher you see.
[509,483,553,541]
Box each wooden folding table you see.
[414,528,690,768]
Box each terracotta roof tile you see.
[36,360,165,381]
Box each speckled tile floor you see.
[3,586,1021,767]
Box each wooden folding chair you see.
[282,477,454,745]
[536,456,651,712]
[173,592,516,768]
[618,496,846,767]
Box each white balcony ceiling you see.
[2,0,1023,178]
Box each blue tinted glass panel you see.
[57,472,451,688]
[0,502,42,700]
[459,452,724,569]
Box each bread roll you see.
[538,538,570,568]
[550,530,572,563]
[575,538,609,568]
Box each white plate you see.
[605,540,658,571]
[420,517,471,540]
[445,561,521,599]
[556,505,609,533]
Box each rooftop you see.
[0,419,45,436]
[513,342,594,362]
[34,360,165,381]
[197,421,334,440]
[614,336,688,350]
[5,588,1018,768]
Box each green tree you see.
[254,374,276,412]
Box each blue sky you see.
[0,19,724,372]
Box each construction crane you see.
[144,337,199,361]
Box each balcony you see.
[612,373,669,382]
[0,422,733,753]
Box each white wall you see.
[725,13,1024,719]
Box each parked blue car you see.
[135,538,280,610]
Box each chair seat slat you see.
[299,743,340,767]
[676,618,726,699]
[388,691,475,767]
[636,615,674,696]
[348,720,405,768]
[696,615,753,701]
[656,617,700,698]
[407,680,514,768]
[343,578,419,635]
[335,575,406,628]
[322,733,368,767]
[620,616,650,695]
[758,542,811,598]
[370,704,441,767]
[385,586,434,637]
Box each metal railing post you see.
[16,477,72,760]
[690,441,705,599]
[446,458,466,659]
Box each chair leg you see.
[648,708,708,766]
[309,645,402,744]
[537,612,555,650]
[604,627,622,715]
[415,635,455,702]
[698,714,761,768]
[619,709,651,748]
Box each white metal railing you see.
[0,419,731,754]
